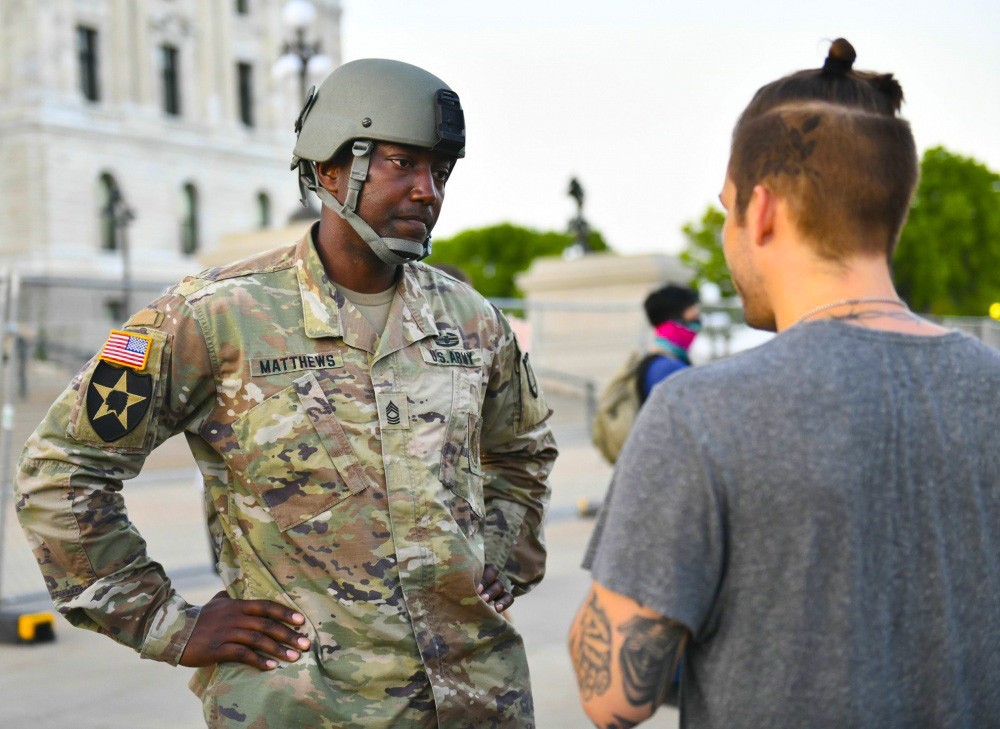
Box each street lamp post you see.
[272,0,334,221]
[102,187,136,318]
[272,0,334,104]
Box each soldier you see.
[16,59,556,728]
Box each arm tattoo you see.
[571,592,612,699]
[618,615,685,708]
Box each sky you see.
[337,0,998,256]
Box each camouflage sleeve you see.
[479,311,557,596]
[14,292,217,664]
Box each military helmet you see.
[292,58,465,165]
[291,58,465,265]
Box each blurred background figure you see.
[640,284,702,400]
[590,283,701,469]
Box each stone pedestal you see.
[516,252,692,388]
[198,221,315,268]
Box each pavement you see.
[0,389,679,729]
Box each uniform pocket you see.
[439,369,485,521]
[231,372,368,531]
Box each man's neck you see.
[313,217,399,293]
[771,253,945,336]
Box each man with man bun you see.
[571,38,1000,727]
[17,59,556,727]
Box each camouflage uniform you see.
[16,231,556,728]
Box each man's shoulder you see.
[658,322,1000,411]
[646,336,793,423]
[173,242,299,297]
[668,336,779,385]
[407,262,500,320]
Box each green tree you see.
[894,147,1000,316]
[426,222,608,299]
[678,205,736,299]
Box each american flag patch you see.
[99,330,153,370]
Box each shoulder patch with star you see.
[69,327,167,451]
[86,361,153,442]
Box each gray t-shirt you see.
[585,321,1000,728]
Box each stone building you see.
[0,0,340,352]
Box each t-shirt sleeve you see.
[584,382,725,639]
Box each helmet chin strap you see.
[310,141,431,266]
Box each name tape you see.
[250,353,342,377]
[421,348,482,368]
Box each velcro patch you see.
[99,330,153,371]
[250,353,342,377]
[86,361,153,442]
[125,309,163,328]
[421,347,482,368]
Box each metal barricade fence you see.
[933,316,1000,350]
[0,274,998,609]
[490,298,752,441]
[491,297,749,384]
[0,273,212,609]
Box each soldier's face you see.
[328,143,453,243]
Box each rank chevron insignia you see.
[386,401,401,425]
[86,361,153,442]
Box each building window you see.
[98,173,120,251]
[237,62,254,127]
[76,26,100,102]
[161,45,181,116]
[235,0,250,14]
[257,192,271,229]
[181,183,199,255]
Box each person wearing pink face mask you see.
[589,283,702,468]
[638,284,702,402]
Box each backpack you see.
[591,352,660,464]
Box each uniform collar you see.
[295,229,439,355]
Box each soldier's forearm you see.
[16,452,191,659]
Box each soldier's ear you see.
[314,160,340,196]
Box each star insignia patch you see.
[86,361,153,442]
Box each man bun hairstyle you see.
[729,38,918,260]
[821,37,856,76]
[742,38,904,119]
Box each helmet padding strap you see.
[309,143,429,266]
[343,141,372,213]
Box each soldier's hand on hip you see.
[477,563,514,613]
[179,591,311,670]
